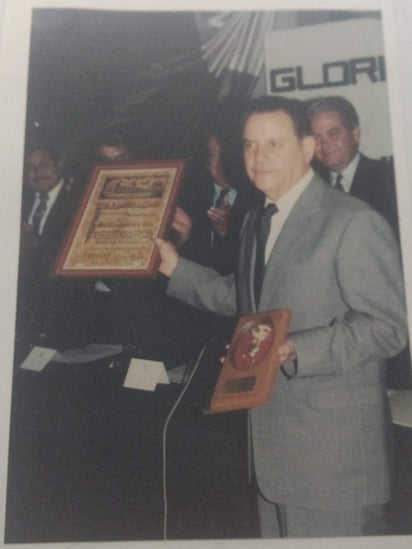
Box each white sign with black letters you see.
[264,18,391,158]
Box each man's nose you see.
[253,145,266,162]
[317,136,332,152]
[26,167,37,180]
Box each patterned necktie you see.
[215,187,230,208]
[254,203,278,304]
[31,191,49,236]
[334,173,345,192]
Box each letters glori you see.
[269,55,386,93]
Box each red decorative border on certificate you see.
[54,160,185,278]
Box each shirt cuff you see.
[280,358,298,379]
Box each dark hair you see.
[93,129,129,150]
[241,96,312,139]
[24,143,62,164]
[191,104,247,184]
[192,103,239,164]
[306,96,359,130]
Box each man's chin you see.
[253,179,276,193]
[30,179,54,192]
[319,155,340,172]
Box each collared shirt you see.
[264,168,314,263]
[213,183,237,207]
[330,152,360,193]
[28,179,65,235]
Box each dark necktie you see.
[334,173,344,192]
[254,203,278,304]
[31,191,49,236]
[215,187,230,208]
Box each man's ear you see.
[302,135,316,163]
[352,125,361,144]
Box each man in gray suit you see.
[156,96,408,538]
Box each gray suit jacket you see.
[168,175,408,509]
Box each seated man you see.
[178,122,259,274]
[16,143,91,351]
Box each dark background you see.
[25,9,380,162]
[26,9,212,161]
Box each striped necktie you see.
[31,192,49,236]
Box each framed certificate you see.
[54,160,185,278]
[209,309,291,413]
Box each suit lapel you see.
[41,181,76,246]
[22,188,36,222]
[238,206,261,313]
[348,154,368,199]
[258,177,326,306]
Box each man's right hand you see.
[155,238,179,278]
[207,204,231,237]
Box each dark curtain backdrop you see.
[25,9,379,171]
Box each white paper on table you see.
[53,343,123,364]
[123,358,169,392]
[19,346,57,372]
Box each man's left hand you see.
[278,339,297,365]
[207,205,231,237]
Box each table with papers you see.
[5,342,256,543]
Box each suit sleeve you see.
[167,257,237,316]
[292,209,408,377]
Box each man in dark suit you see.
[307,95,399,238]
[156,96,408,537]
[179,127,259,275]
[307,96,411,390]
[16,145,91,350]
[175,125,259,350]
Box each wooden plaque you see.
[54,160,185,278]
[209,309,291,413]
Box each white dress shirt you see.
[28,179,65,235]
[329,152,360,193]
[264,168,314,263]
[213,183,237,207]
